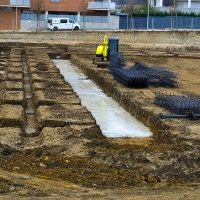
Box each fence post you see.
[152,18,154,30]
[127,15,128,30]
[191,18,193,30]
[171,16,172,29]
[132,18,134,30]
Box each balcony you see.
[10,0,30,7]
[88,1,115,11]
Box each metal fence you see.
[21,14,200,30]
[119,16,200,30]
[88,1,115,9]
[10,0,30,6]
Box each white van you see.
[46,19,51,29]
[49,18,81,31]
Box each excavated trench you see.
[53,59,152,138]
[22,51,39,135]
[0,43,200,193]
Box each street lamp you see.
[16,0,18,31]
[147,0,149,30]
[108,0,110,30]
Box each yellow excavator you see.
[93,35,119,68]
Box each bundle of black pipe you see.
[154,92,200,115]
[109,53,148,88]
[112,67,149,88]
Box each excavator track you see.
[93,57,109,68]
[97,62,109,68]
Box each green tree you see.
[122,0,137,29]
[117,0,129,9]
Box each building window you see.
[0,7,12,12]
[163,0,173,6]
[51,0,60,2]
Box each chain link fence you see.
[119,16,200,30]
[20,14,200,30]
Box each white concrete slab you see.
[53,59,152,138]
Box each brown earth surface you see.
[0,37,200,199]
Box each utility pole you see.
[16,0,18,31]
[108,0,110,30]
[147,0,149,30]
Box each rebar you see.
[109,54,178,89]
[154,92,200,115]
[133,62,178,88]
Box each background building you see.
[0,0,115,30]
[1,0,200,30]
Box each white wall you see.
[21,20,48,30]
[180,2,200,8]
[80,15,119,30]
[21,16,119,31]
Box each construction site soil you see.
[0,32,200,199]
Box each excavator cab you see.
[93,35,119,68]
[108,37,119,59]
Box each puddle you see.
[24,84,30,89]
[53,59,152,138]
[25,127,37,134]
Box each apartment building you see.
[152,0,200,13]
[0,0,115,30]
[0,0,24,30]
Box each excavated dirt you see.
[0,41,200,199]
